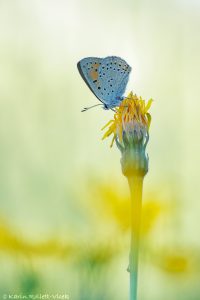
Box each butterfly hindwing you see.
[97,56,131,107]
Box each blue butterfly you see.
[77,56,131,110]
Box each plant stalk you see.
[128,175,144,300]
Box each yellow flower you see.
[0,219,75,257]
[88,181,167,236]
[163,254,189,273]
[102,92,153,147]
[141,199,164,236]
[155,248,198,275]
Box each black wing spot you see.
[93,80,97,83]
[98,87,101,89]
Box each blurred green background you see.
[0,0,200,299]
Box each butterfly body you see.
[77,56,131,109]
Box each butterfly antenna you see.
[81,103,104,112]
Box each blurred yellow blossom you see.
[154,248,199,275]
[88,182,168,237]
[0,219,75,257]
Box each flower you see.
[102,92,153,177]
[102,91,152,148]
[154,248,198,275]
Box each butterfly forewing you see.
[77,57,104,102]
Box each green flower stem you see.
[116,131,149,299]
[128,175,144,300]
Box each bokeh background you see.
[0,0,200,299]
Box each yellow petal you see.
[101,120,113,130]
[145,98,153,113]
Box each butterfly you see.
[77,56,131,110]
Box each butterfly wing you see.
[77,57,104,103]
[97,56,131,108]
[77,56,131,108]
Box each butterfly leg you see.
[103,104,109,110]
